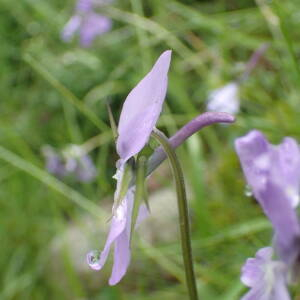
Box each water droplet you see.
[244,185,253,197]
[87,250,101,270]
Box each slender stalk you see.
[151,128,198,300]
[106,103,118,140]
[147,111,235,176]
[238,43,269,83]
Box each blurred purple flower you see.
[65,155,97,182]
[241,247,290,300]
[42,146,66,177]
[207,82,240,115]
[235,130,300,296]
[42,144,97,183]
[235,130,300,264]
[87,50,172,285]
[64,144,97,182]
[61,0,112,47]
[206,44,268,116]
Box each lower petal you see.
[109,229,131,285]
[87,200,127,271]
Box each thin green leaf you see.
[130,155,147,243]
[106,102,118,140]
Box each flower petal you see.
[235,130,270,193]
[109,187,134,284]
[79,13,112,47]
[109,226,131,285]
[116,50,172,162]
[241,247,273,287]
[108,188,149,285]
[61,15,82,42]
[255,180,300,265]
[274,137,300,207]
[240,247,291,300]
[87,198,128,271]
[75,155,97,182]
[76,0,93,13]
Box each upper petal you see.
[235,130,300,208]
[235,130,271,193]
[116,50,172,162]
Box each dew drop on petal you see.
[87,250,101,270]
[244,184,253,197]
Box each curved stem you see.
[151,128,198,300]
[147,111,235,176]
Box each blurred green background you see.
[1,0,300,299]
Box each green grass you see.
[1,0,300,299]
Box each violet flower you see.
[86,50,236,285]
[42,144,97,182]
[241,247,290,300]
[87,50,172,285]
[235,130,300,263]
[64,144,97,182]
[42,145,67,178]
[235,130,300,297]
[61,0,112,47]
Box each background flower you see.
[241,247,290,300]
[61,0,112,47]
[207,82,240,115]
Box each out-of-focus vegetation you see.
[1,0,300,299]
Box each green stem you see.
[151,128,198,300]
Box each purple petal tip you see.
[199,111,236,125]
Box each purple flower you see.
[207,82,240,115]
[42,144,97,182]
[65,155,97,182]
[87,50,172,285]
[235,130,300,296]
[241,247,290,300]
[63,144,97,182]
[235,130,300,266]
[42,145,66,177]
[85,51,236,285]
[61,0,112,47]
